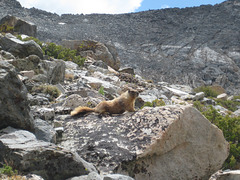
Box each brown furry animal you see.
[70,89,139,116]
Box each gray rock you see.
[63,94,86,109]
[139,88,161,102]
[217,93,228,100]
[0,50,15,59]
[0,127,97,180]
[202,97,216,105]
[13,56,66,84]
[33,118,56,143]
[233,109,240,117]
[169,84,193,94]
[23,174,44,180]
[11,54,41,72]
[87,172,102,180]
[118,67,135,75]
[193,92,205,101]
[39,59,66,84]
[180,94,195,101]
[209,170,240,180]
[0,15,37,37]
[30,94,50,106]
[0,60,34,131]
[66,172,102,180]
[32,74,48,83]
[213,105,229,116]
[61,40,120,70]
[0,33,43,59]
[65,61,80,70]
[66,172,134,180]
[163,86,189,97]
[34,107,55,121]
[20,70,35,79]
[1,173,44,180]
[103,174,134,180]
[55,83,67,94]
[93,60,108,69]
[0,0,22,9]
[1,1,240,93]
[55,127,64,141]
[60,105,229,180]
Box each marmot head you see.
[128,89,139,98]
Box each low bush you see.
[194,86,222,98]
[98,86,105,96]
[0,23,14,33]
[17,36,86,67]
[215,99,240,112]
[194,101,240,169]
[141,99,165,109]
[32,85,60,101]
[0,164,18,177]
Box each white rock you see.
[20,70,35,79]
[64,61,79,70]
[163,86,189,96]
[213,105,229,116]
[193,92,205,101]
[209,170,240,180]
[233,109,240,117]
[217,93,228,100]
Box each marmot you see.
[70,89,139,116]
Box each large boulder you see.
[0,33,43,59]
[10,54,41,72]
[0,15,37,37]
[0,0,22,9]
[0,60,33,131]
[0,127,97,180]
[60,105,229,180]
[10,55,66,84]
[33,118,56,143]
[61,40,120,70]
[39,58,66,84]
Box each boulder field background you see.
[0,0,239,180]
[0,0,240,94]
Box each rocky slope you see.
[1,24,238,179]
[0,0,240,94]
[0,1,240,179]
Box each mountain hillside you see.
[0,0,240,94]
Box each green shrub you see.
[78,41,97,52]
[193,101,205,112]
[152,99,166,107]
[228,155,237,169]
[98,86,105,96]
[21,36,44,47]
[215,99,240,112]
[0,23,14,33]
[233,95,240,100]
[72,55,85,67]
[141,101,153,108]
[0,164,18,176]
[32,85,60,101]
[44,43,86,66]
[141,99,165,109]
[193,103,240,169]
[17,37,86,66]
[194,86,221,98]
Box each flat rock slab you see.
[61,105,229,180]
[0,60,33,131]
[0,127,96,180]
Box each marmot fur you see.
[70,89,139,116]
